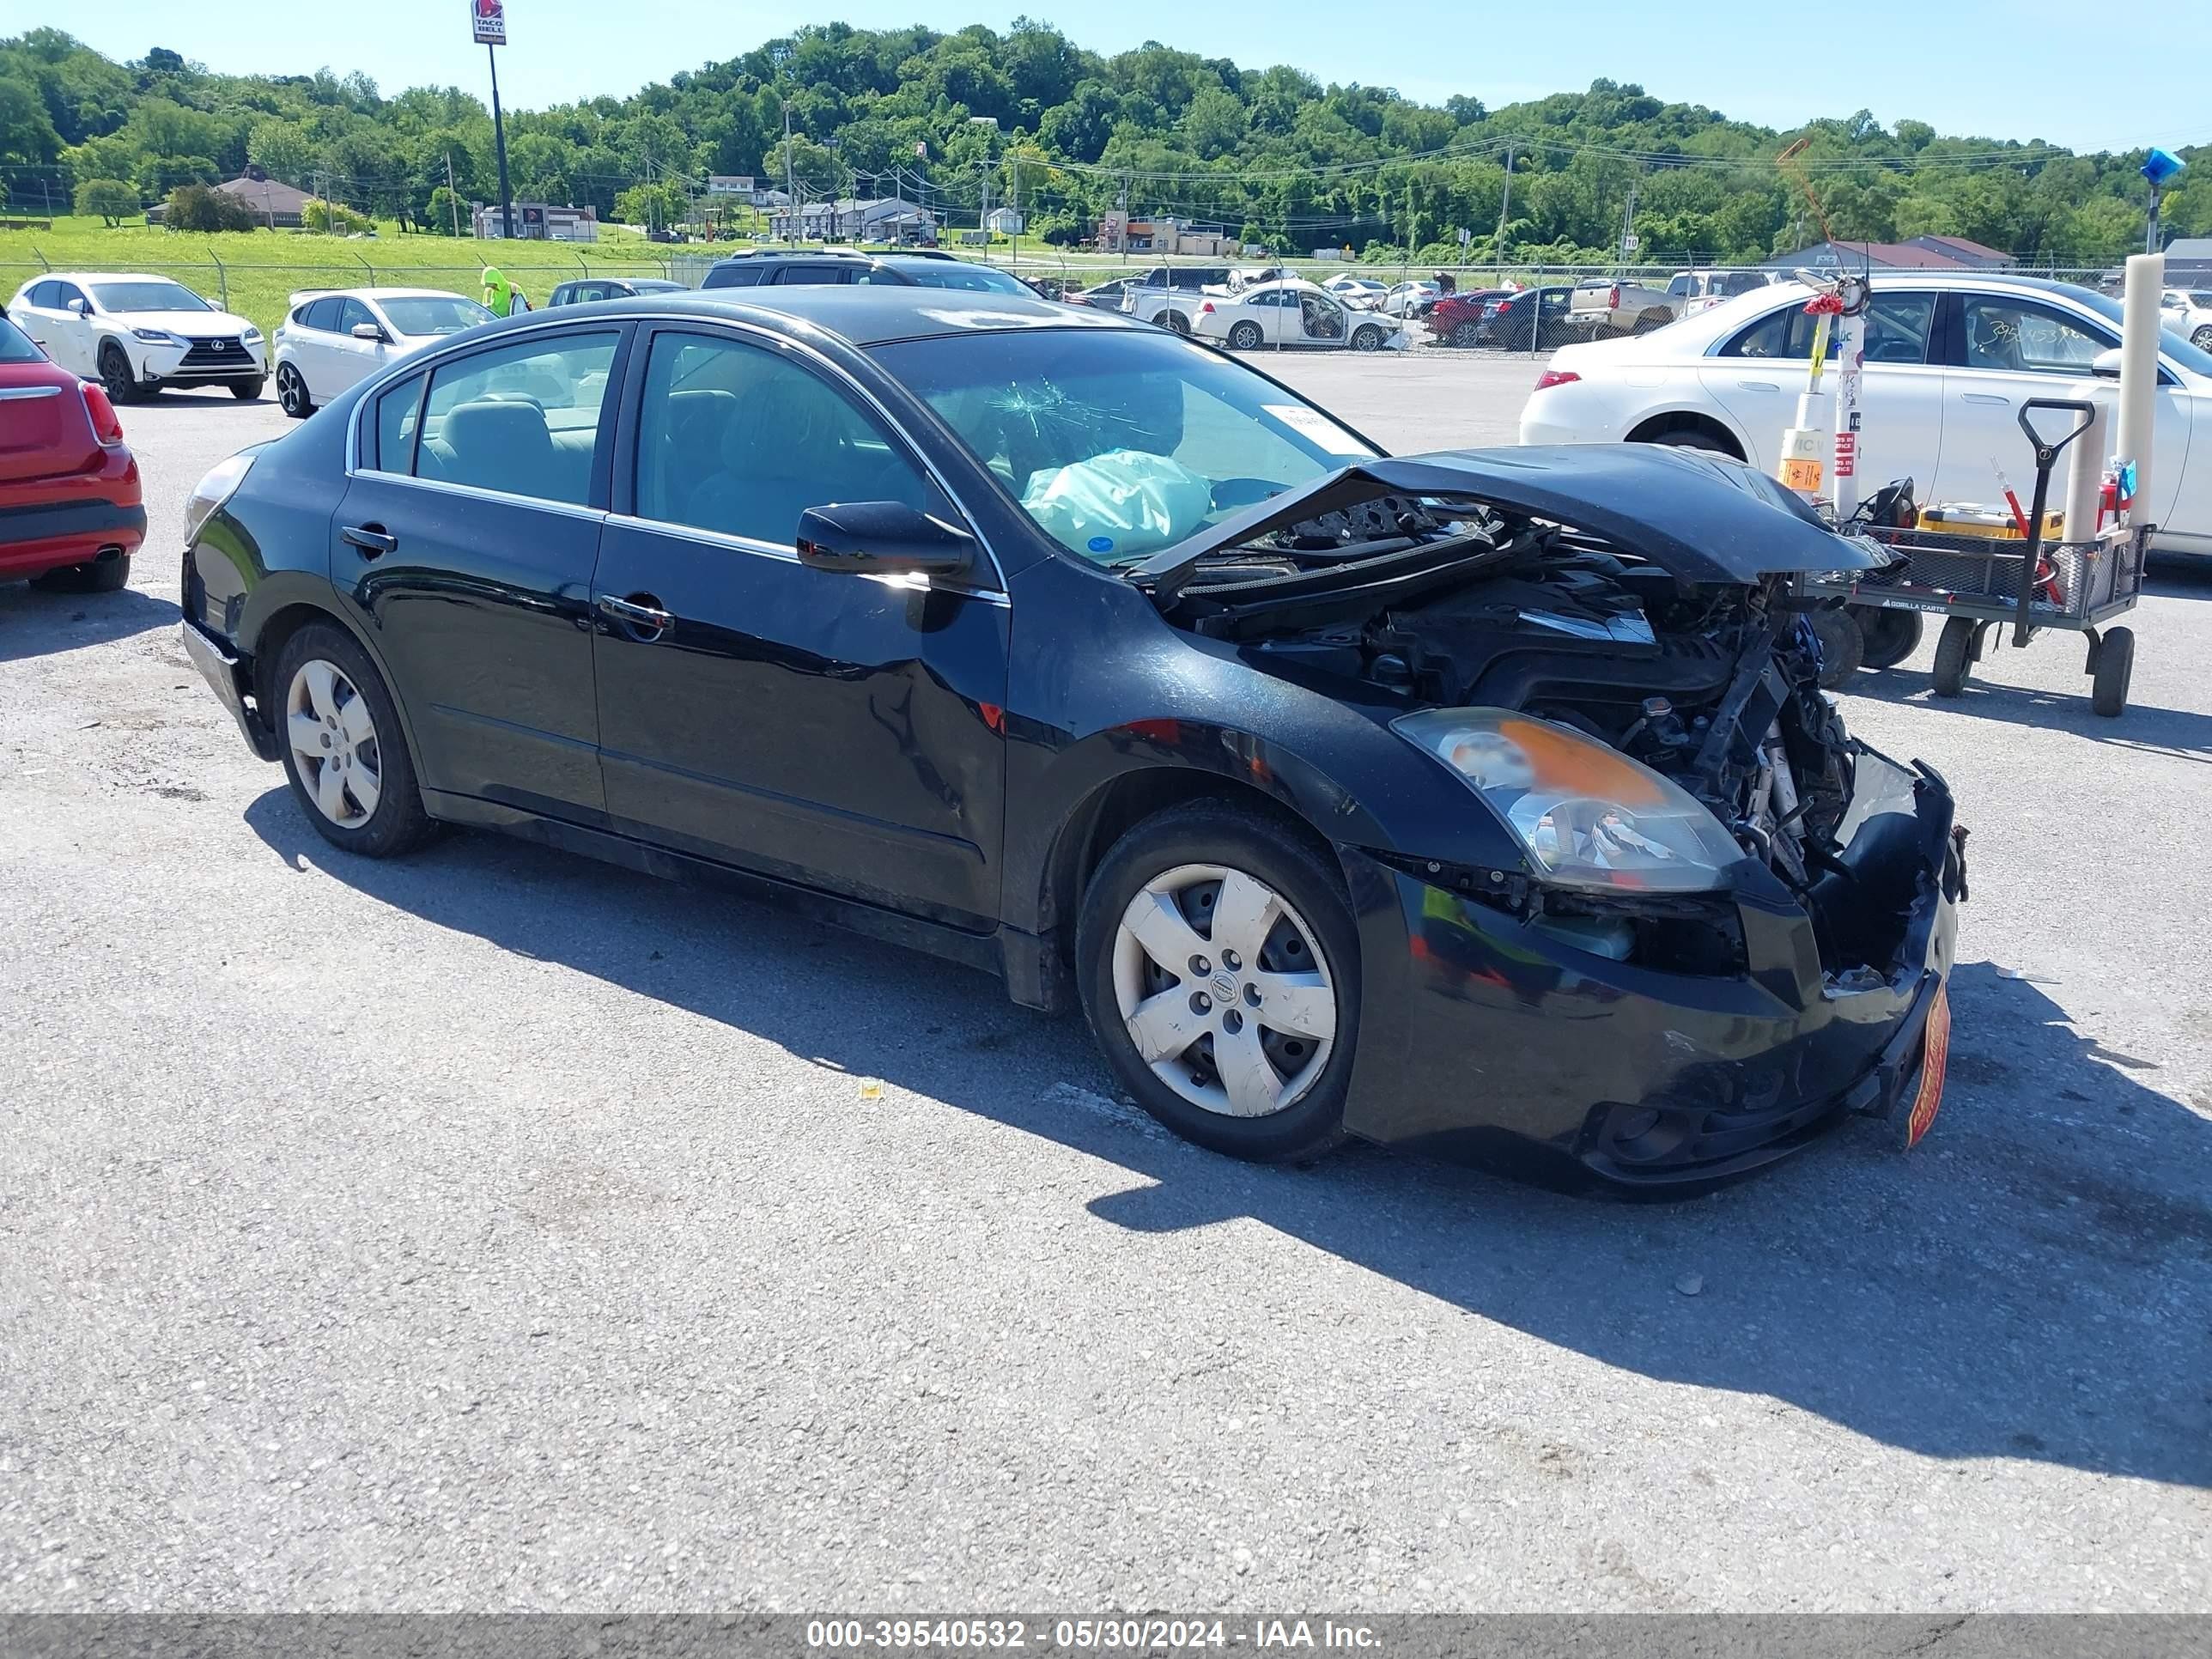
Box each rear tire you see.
[1647,428,1729,454]
[97,342,141,405]
[1164,310,1192,336]
[1076,800,1358,1164]
[1449,320,1480,348]
[1856,607,1923,670]
[1226,320,1263,350]
[2194,326,2212,351]
[1932,617,1976,697]
[32,552,131,594]
[272,623,438,859]
[2091,625,2134,717]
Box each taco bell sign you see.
[472,0,507,46]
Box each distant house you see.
[472,202,599,242]
[1767,239,2012,272]
[984,206,1025,236]
[146,166,313,228]
[1904,234,2016,269]
[768,197,937,244]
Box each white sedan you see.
[1322,274,1389,307]
[7,271,265,402]
[1519,271,2212,556]
[271,288,494,417]
[2161,287,2212,350]
[1191,280,1407,352]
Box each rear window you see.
[700,263,762,289]
[0,313,43,362]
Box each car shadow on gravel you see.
[1851,666,2212,761]
[0,580,176,664]
[245,788,2212,1492]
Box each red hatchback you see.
[1,307,143,593]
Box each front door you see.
[333,323,628,823]
[1936,291,2193,531]
[590,323,1009,928]
[327,296,392,398]
[1298,291,1348,346]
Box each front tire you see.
[275,362,313,419]
[1808,607,1864,689]
[229,376,265,401]
[273,623,437,859]
[97,342,141,405]
[1351,325,1385,352]
[1449,320,1480,348]
[1226,320,1263,350]
[2194,326,2212,351]
[1932,617,1976,697]
[1076,801,1358,1164]
[2091,625,2134,717]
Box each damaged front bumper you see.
[1340,749,1964,1188]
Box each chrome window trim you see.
[603,512,1011,608]
[348,468,609,523]
[344,307,1008,591]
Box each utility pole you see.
[1619,180,1638,272]
[1497,141,1512,242]
[446,151,460,238]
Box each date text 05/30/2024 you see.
[805,1620,1383,1650]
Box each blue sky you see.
[40,0,2205,154]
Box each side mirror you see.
[795,501,976,580]
[67,297,88,315]
[2090,348,2124,380]
[351,322,388,343]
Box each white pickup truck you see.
[1565,276,1680,337]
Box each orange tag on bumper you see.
[1905,987,1950,1149]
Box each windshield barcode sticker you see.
[1264,404,1370,455]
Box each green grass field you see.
[0,217,702,336]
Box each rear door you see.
[334,324,629,823]
[1698,289,1944,485]
[589,321,1010,927]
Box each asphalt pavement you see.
[2,365,2208,1613]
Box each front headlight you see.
[240,326,262,343]
[1394,708,1748,893]
[131,326,179,345]
[184,450,258,544]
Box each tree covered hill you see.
[2,22,2201,263]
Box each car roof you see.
[552,283,1135,347]
[40,271,199,285]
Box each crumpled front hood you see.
[1161,443,1881,586]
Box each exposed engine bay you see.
[1151,492,1858,911]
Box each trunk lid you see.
[0,362,98,483]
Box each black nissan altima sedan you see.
[179,287,1966,1188]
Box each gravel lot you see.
[3,359,2208,1613]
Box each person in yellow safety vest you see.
[479,267,530,316]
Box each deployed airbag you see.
[1021,449,1214,562]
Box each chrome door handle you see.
[1737,380,1780,392]
[598,592,675,632]
[1960,392,2010,406]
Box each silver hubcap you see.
[1111,863,1337,1118]
[285,659,382,828]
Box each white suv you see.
[270,288,493,418]
[7,271,265,402]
